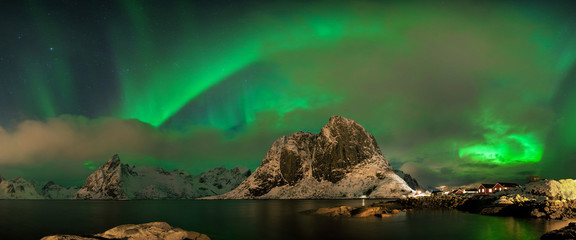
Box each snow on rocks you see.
[524,179,576,200]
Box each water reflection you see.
[0,200,570,240]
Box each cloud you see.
[0,114,288,184]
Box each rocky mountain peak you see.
[314,116,388,183]
[104,154,121,169]
[211,116,413,199]
[73,154,127,200]
[325,115,358,127]
[320,116,378,144]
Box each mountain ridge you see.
[73,154,250,200]
[208,116,416,199]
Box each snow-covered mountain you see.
[208,116,415,199]
[40,181,80,199]
[73,154,250,200]
[0,176,44,199]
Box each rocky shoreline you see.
[541,222,576,240]
[306,195,576,239]
[41,222,210,240]
[395,194,576,220]
[308,179,576,219]
[306,179,576,239]
[306,194,576,220]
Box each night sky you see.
[1,0,575,187]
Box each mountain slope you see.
[209,116,415,199]
[393,170,422,191]
[40,181,80,199]
[189,166,251,197]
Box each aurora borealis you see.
[0,0,575,186]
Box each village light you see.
[360,195,367,206]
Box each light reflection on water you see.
[0,199,571,240]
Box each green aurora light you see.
[111,2,568,128]
[82,161,96,170]
[3,1,576,184]
[459,133,543,164]
[113,3,391,126]
[458,117,544,164]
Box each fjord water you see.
[0,200,568,240]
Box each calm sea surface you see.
[0,199,570,240]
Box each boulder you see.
[311,206,354,217]
[352,207,384,218]
[541,222,576,240]
[41,222,210,240]
[525,179,576,200]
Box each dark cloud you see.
[459,163,499,169]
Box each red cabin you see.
[478,184,496,194]
[478,183,519,194]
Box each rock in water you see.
[41,222,210,240]
[209,116,415,199]
[73,154,250,200]
[0,176,44,199]
[541,222,576,240]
